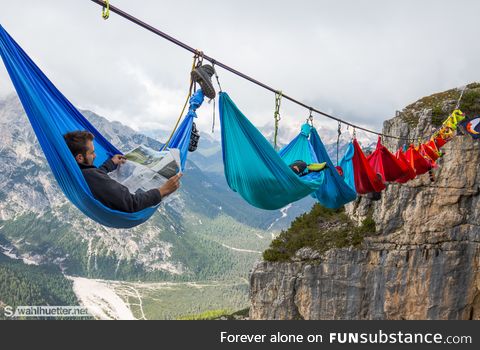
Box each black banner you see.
[1,320,477,349]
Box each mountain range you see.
[0,94,330,281]
[142,120,377,177]
[0,91,380,318]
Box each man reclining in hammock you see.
[289,160,327,176]
[64,131,182,213]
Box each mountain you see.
[0,94,317,282]
[143,120,377,176]
[258,122,377,151]
[0,92,378,319]
[249,83,480,320]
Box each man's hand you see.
[111,154,127,165]
[159,173,183,198]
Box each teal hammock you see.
[338,141,357,193]
[219,92,356,210]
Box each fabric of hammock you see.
[277,123,318,166]
[438,128,454,142]
[308,128,357,208]
[278,124,357,209]
[395,148,416,183]
[434,136,447,148]
[166,89,204,171]
[426,139,440,154]
[405,144,432,175]
[421,143,440,162]
[219,92,325,210]
[338,142,357,192]
[393,148,413,176]
[0,25,194,228]
[420,145,438,169]
[367,136,407,182]
[352,139,386,194]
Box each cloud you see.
[1,0,479,137]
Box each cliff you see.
[249,83,480,320]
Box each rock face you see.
[249,84,480,320]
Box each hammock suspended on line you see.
[307,128,357,208]
[277,123,319,168]
[278,124,357,209]
[367,136,409,182]
[0,25,199,228]
[395,148,416,184]
[166,89,204,171]
[420,143,440,162]
[338,141,357,193]
[434,135,448,148]
[219,92,326,210]
[426,139,441,157]
[219,93,356,210]
[405,144,432,175]
[351,139,386,194]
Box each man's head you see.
[289,160,307,175]
[63,131,96,165]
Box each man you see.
[289,160,327,176]
[63,131,182,213]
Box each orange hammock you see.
[405,144,432,175]
[395,148,416,184]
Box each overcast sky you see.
[0,0,479,137]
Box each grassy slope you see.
[263,203,376,262]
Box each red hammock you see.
[367,137,407,182]
[427,139,440,154]
[405,144,432,175]
[420,143,439,162]
[395,149,416,183]
[352,139,386,194]
[434,136,447,148]
[420,146,438,169]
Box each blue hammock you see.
[166,89,204,171]
[219,92,325,210]
[279,124,356,208]
[308,128,357,208]
[338,141,357,192]
[278,123,319,165]
[0,25,198,228]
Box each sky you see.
[0,0,479,138]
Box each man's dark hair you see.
[63,131,94,158]
[289,160,307,175]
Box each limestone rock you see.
[292,247,322,262]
